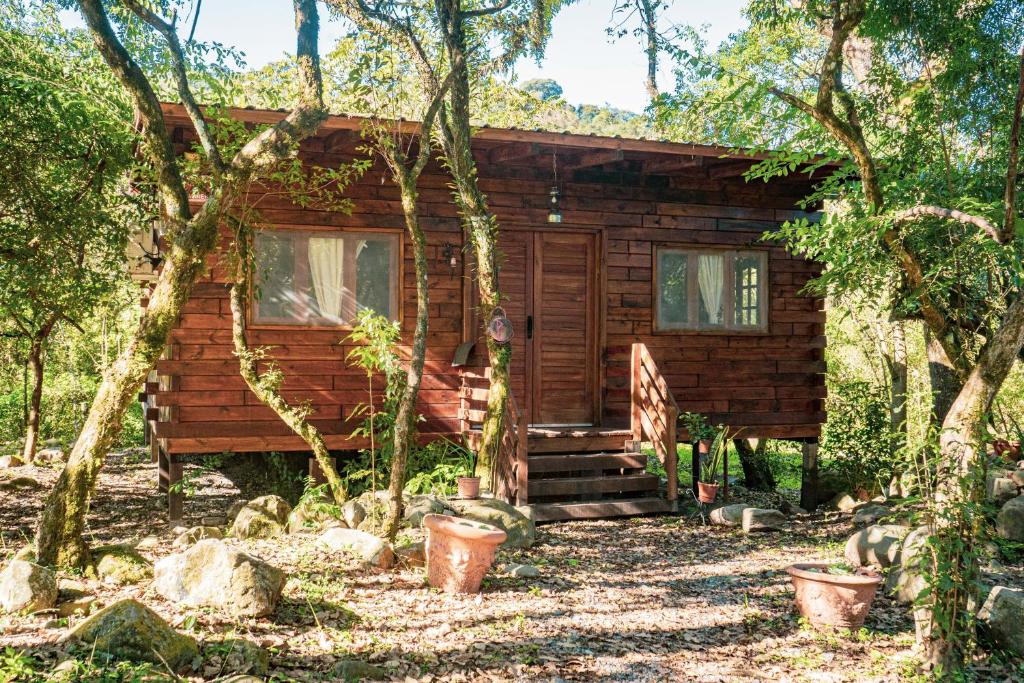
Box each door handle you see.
[526,315,534,339]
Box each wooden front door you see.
[494,230,598,425]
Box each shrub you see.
[820,379,898,493]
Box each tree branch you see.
[123,0,226,175]
[891,205,1002,243]
[460,0,512,18]
[1003,45,1024,243]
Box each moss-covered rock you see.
[449,498,536,549]
[60,599,199,671]
[173,526,223,548]
[0,560,57,613]
[93,545,153,585]
[206,638,270,676]
[231,495,291,539]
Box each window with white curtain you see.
[252,230,400,326]
[655,248,767,331]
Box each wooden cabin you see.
[140,104,826,522]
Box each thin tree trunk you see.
[34,0,325,569]
[889,321,908,442]
[21,338,44,464]
[228,232,347,505]
[734,438,775,491]
[640,0,659,103]
[925,326,963,426]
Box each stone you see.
[844,524,908,569]
[977,586,1024,656]
[209,638,270,676]
[58,594,97,617]
[135,536,159,550]
[987,470,1018,506]
[173,526,224,548]
[342,499,367,530]
[450,498,536,549]
[201,514,228,527]
[0,476,40,492]
[332,659,386,681]
[227,499,248,523]
[395,541,425,568]
[0,455,11,469]
[891,526,930,605]
[0,560,57,613]
[741,508,786,533]
[709,504,749,527]
[996,495,1024,542]
[288,495,341,534]
[12,545,35,562]
[404,494,444,527]
[154,539,286,618]
[34,447,64,464]
[507,563,540,578]
[828,492,859,513]
[61,599,199,671]
[852,503,893,526]
[93,545,153,585]
[231,495,291,539]
[318,527,394,569]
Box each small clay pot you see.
[786,563,882,630]
[423,513,507,593]
[456,476,481,499]
[697,481,719,504]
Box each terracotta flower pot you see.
[786,563,882,630]
[697,481,719,504]
[456,476,481,499]
[423,513,507,594]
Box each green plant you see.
[404,437,474,495]
[679,411,715,442]
[700,424,731,485]
[0,647,36,683]
[820,380,899,494]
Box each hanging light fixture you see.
[548,152,562,223]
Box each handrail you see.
[459,368,528,506]
[631,342,678,504]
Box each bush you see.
[820,379,898,493]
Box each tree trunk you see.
[228,234,347,505]
[925,326,963,426]
[640,0,658,103]
[383,175,430,539]
[734,438,775,491]
[21,338,44,465]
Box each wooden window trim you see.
[247,226,404,331]
[652,245,769,334]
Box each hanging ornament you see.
[487,307,514,344]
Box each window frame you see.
[652,245,769,334]
[247,226,404,330]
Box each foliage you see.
[404,437,476,495]
[0,647,157,683]
[679,411,715,441]
[820,379,899,493]
[520,77,563,101]
[699,424,731,484]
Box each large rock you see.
[741,508,785,533]
[844,524,908,569]
[61,599,199,671]
[996,495,1024,542]
[154,539,286,618]
[231,495,291,539]
[93,545,153,585]
[207,638,270,677]
[890,526,930,605]
[987,470,1019,506]
[342,499,367,530]
[827,492,860,513]
[173,526,224,548]
[318,527,394,569]
[450,498,536,549]
[404,494,444,527]
[288,495,341,534]
[0,560,57,613]
[851,503,893,526]
[978,586,1024,656]
[709,504,749,527]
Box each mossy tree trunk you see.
[733,438,775,492]
[20,317,56,464]
[34,0,326,568]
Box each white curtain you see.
[308,237,345,321]
[698,254,724,324]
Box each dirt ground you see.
[1,452,1021,682]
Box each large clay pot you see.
[456,476,481,499]
[697,481,719,504]
[423,514,507,594]
[786,563,882,630]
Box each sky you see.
[60,0,748,114]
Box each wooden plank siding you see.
[148,109,825,456]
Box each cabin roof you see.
[160,103,836,180]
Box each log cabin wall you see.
[148,106,825,457]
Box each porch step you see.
[528,451,647,473]
[531,496,674,522]
[527,472,659,497]
[527,428,632,454]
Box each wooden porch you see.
[462,342,681,521]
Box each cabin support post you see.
[308,455,336,486]
[800,439,819,511]
[691,440,701,499]
[157,445,170,493]
[168,458,183,523]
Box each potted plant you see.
[423,513,507,593]
[785,563,882,630]
[697,424,730,503]
[456,445,481,499]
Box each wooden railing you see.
[459,368,528,506]
[630,342,679,504]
